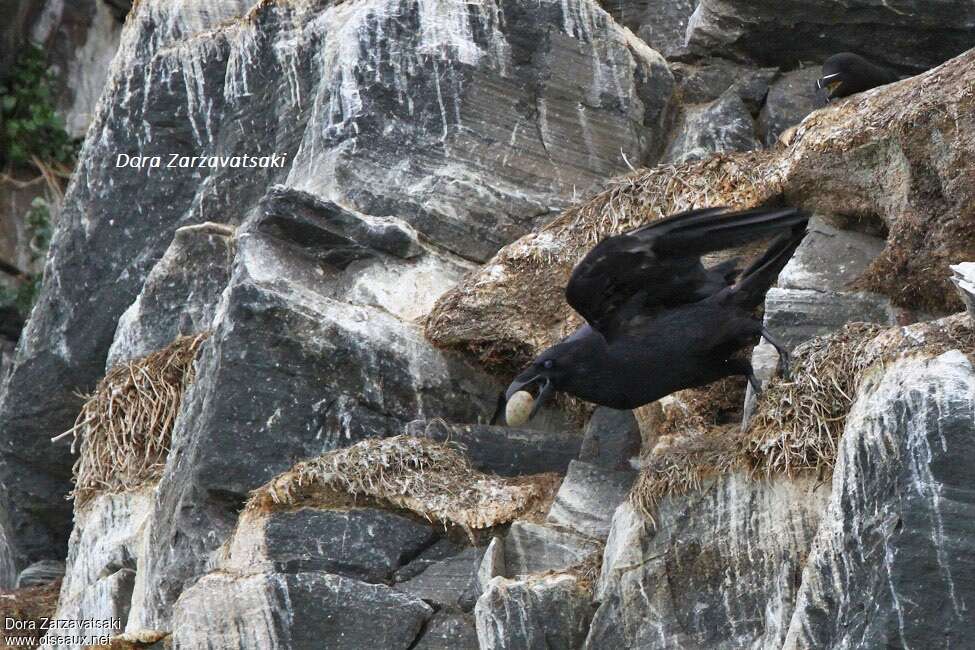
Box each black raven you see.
[504,206,809,421]
[817,53,900,102]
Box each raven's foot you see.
[776,350,792,381]
[761,327,793,380]
[746,370,762,395]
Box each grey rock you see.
[394,546,483,609]
[226,508,438,583]
[594,502,650,601]
[131,191,500,628]
[663,90,760,164]
[0,0,675,569]
[477,537,506,594]
[634,0,698,59]
[783,351,975,648]
[685,0,975,73]
[50,492,151,638]
[476,574,595,650]
[587,474,829,649]
[950,263,975,320]
[672,59,778,113]
[758,66,823,146]
[107,222,235,367]
[762,287,894,351]
[254,185,422,264]
[0,0,264,570]
[15,559,64,588]
[777,217,887,293]
[599,0,698,59]
[413,612,479,650]
[172,571,433,650]
[407,420,582,477]
[579,407,641,470]
[546,461,636,540]
[393,538,467,582]
[504,522,600,578]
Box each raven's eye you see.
[543,359,554,370]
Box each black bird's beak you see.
[505,371,556,421]
[816,73,842,101]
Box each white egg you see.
[505,390,535,427]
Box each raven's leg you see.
[760,327,792,379]
[727,358,762,394]
[489,391,505,425]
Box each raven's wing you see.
[565,206,808,338]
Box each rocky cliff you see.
[0,1,973,649]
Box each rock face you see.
[476,574,595,650]
[129,187,499,629]
[0,0,674,573]
[589,477,829,649]
[757,66,821,146]
[663,89,760,163]
[599,0,698,59]
[173,571,433,650]
[686,0,975,72]
[407,420,582,476]
[51,492,152,646]
[106,222,235,367]
[783,351,975,648]
[29,0,127,137]
[503,522,600,577]
[546,461,636,540]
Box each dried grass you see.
[518,151,782,269]
[629,426,744,527]
[247,435,548,532]
[57,333,209,505]
[743,322,885,477]
[0,580,61,650]
[630,314,975,525]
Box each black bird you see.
[504,206,809,421]
[817,53,900,102]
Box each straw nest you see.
[57,333,209,505]
[247,435,549,532]
[630,314,975,525]
[0,580,61,650]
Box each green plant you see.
[0,197,52,318]
[0,44,78,166]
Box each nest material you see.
[247,435,547,531]
[629,426,744,527]
[59,333,209,504]
[742,322,885,477]
[631,314,975,525]
[0,580,61,650]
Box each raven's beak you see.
[504,370,555,422]
[529,378,554,420]
[816,73,843,100]
[505,373,543,401]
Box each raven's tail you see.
[728,218,808,310]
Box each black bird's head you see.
[505,333,595,422]
[817,52,900,103]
